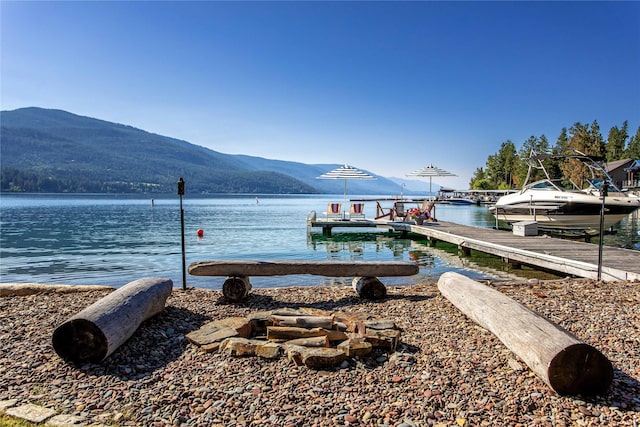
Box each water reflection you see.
[306,231,564,283]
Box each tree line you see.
[469,120,640,190]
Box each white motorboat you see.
[490,150,640,233]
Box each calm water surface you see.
[1,194,638,289]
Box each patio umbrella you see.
[406,164,457,197]
[317,164,376,212]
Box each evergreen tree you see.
[513,135,550,187]
[483,140,517,188]
[625,126,640,159]
[562,122,591,188]
[469,167,491,189]
[548,128,568,181]
[589,119,605,159]
[606,120,629,161]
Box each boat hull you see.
[490,194,640,233]
[491,210,632,233]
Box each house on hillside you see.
[603,158,640,195]
[623,160,640,195]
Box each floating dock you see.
[307,217,640,282]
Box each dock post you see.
[178,177,187,290]
[458,245,471,257]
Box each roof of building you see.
[604,158,634,173]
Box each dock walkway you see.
[388,220,640,282]
[307,215,640,281]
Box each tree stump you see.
[352,276,387,299]
[222,275,252,302]
[437,272,613,395]
[52,277,173,363]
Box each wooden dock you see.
[389,221,640,282]
[307,218,382,236]
[307,216,640,282]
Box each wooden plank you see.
[383,219,640,281]
[188,260,419,277]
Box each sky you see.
[1,1,639,189]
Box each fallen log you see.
[52,277,173,363]
[437,272,613,395]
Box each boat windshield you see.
[586,178,623,193]
[525,180,562,191]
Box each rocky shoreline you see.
[1,278,639,426]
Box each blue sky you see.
[2,1,639,189]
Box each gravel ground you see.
[1,279,639,426]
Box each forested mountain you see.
[0,107,403,194]
[469,120,640,190]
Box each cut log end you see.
[52,319,108,363]
[223,276,252,302]
[352,276,387,300]
[548,343,614,396]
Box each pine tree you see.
[514,135,550,186]
[548,128,568,182]
[588,119,605,159]
[625,126,640,159]
[562,122,590,188]
[606,120,629,161]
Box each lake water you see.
[1,194,638,289]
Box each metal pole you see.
[178,177,187,290]
[597,180,608,281]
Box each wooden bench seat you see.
[188,260,418,302]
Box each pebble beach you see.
[1,278,639,426]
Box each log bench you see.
[188,260,419,302]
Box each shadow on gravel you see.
[218,292,437,311]
[71,306,211,380]
[581,368,640,413]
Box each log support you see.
[352,276,387,300]
[437,272,613,395]
[223,276,252,302]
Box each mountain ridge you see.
[0,107,425,195]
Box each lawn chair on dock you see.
[420,199,437,222]
[394,201,410,222]
[324,203,342,220]
[349,203,365,220]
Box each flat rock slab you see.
[0,399,18,411]
[6,403,56,424]
[185,317,252,346]
[46,414,87,426]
